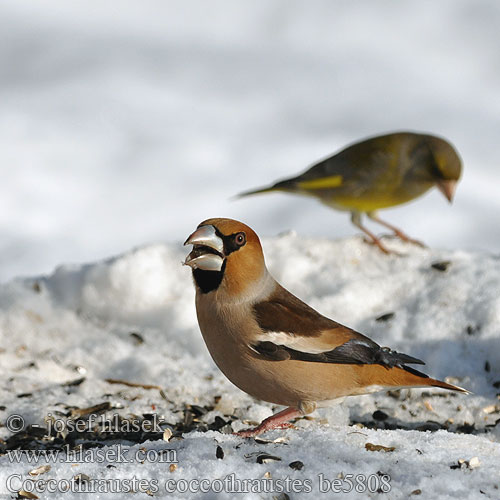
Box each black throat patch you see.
[192,260,226,294]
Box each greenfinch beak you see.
[436,180,457,203]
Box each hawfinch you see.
[238,131,462,254]
[184,218,466,437]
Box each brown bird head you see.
[184,218,267,297]
[426,136,462,203]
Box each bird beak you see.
[183,225,225,271]
[436,180,457,203]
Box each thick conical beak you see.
[437,180,457,203]
[183,225,224,271]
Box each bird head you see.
[427,136,462,203]
[183,218,267,297]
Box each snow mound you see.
[0,236,499,498]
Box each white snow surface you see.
[0,235,499,499]
[1,0,500,283]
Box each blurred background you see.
[1,0,499,283]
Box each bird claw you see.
[234,428,261,438]
[404,238,426,248]
[234,421,294,438]
[362,236,401,256]
[392,231,427,248]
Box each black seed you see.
[456,422,475,434]
[466,324,481,336]
[416,422,442,432]
[485,361,491,372]
[372,410,389,421]
[431,261,451,272]
[73,473,90,485]
[289,460,304,470]
[387,390,401,399]
[216,445,224,459]
[70,402,111,419]
[183,411,194,429]
[209,416,228,431]
[375,312,395,322]
[189,405,207,417]
[256,453,281,464]
[62,377,86,387]
[17,392,33,398]
[130,332,144,345]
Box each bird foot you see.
[393,232,427,248]
[235,422,294,438]
[362,236,401,256]
[234,407,301,438]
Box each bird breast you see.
[193,291,367,407]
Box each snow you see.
[1,235,499,499]
[1,0,500,283]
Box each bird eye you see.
[235,232,246,246]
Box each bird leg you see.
[235,406,305,438]
[366,212,426,248]
[350,212,392,254]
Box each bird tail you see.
[236,179,297,198]
[425,375,470,393]
[361,364,470,394]
[236,185,277,197]
[399,365,469,393]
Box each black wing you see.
[252,339,426,374]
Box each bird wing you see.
[299,144,399,198]
[237,134,410,199]
[251,285,425,371]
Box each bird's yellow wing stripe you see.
[297,175,343,190]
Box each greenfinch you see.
[238,131,462,253]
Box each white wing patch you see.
[259,331,330,354]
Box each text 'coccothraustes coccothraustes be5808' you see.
[184,218,467,437]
